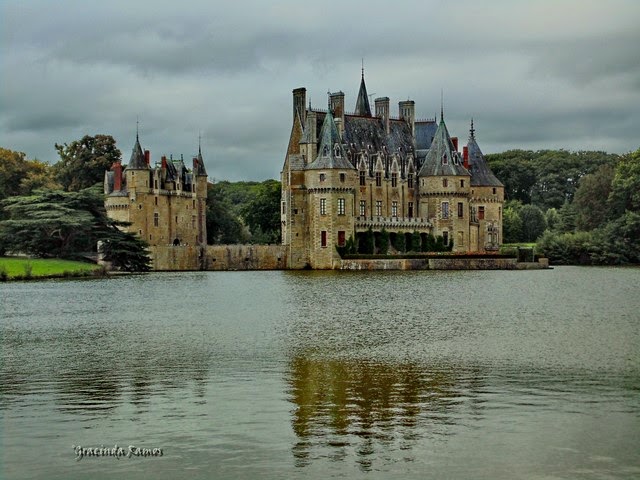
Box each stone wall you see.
[428,258,517,270]
[203,245,287,270]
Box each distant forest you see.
[1,137,639,264]
[486,148,640,264]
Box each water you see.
[1,267,639,479]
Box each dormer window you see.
[442,152,448,165]
[334,144,341,157]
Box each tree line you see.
[486,148,640,264]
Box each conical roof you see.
[306,109,354,170]
[127,133,148,169]
[195,144,207,176]
[467,122,502,187]
[418,118,469,177]
[354,73,372,117]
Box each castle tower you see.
[193,141,209,246]
[465,119,504,251]
[417,111,471,252]
[304,106,357,268]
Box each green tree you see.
[422,233,436,252]
[519,204,547,242]
[0,186,150,270]
[393,231,406,252]
[608,148,640,217]
[573,163,615,231]
[0,148,59,202]
[410,231,421,252]
[378,228,390,254]
[360,227,374,254]
[545,208,561,232]
[557,200,578,233]
[54,134,121,191]
[503,204,523,243]
[206,183,247,244]
[239,180,281,243]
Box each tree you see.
[378,228,389,254]
[206,183,247,244]
[557,200,578,233]
[239,179,281,243]
[360,227,374,254]
[410,231,421,252]
[393,230,406,252]
[0,148,59,202]
[545,208,561,232]
[503,205,523,243]
[608,148,640,217]
[519,204,547,242]
[573,163,615,231]
[0,186,150,270]
[54,134,121,191]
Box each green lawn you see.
[0,257,101,280]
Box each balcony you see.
[355,216,432,231]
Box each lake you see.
[1,267,639,479]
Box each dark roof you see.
[343,116,414,157]
[306,109,354,170]
[354,74,372,117]
[418,119,469,177]
[415,120,437,150]
[467,129,503,187]
[194,146,207,176]
[127,134,148,169]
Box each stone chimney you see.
[329,91,345,137]
[399,100,415,137]
[292,87,306,125]
[375,97,390,134]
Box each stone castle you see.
[281,72,504,269]
[104,133,208,247]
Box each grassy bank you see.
[0,257,103,281]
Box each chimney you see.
[451,137,459,152]
[463,146,469,169]
[111,162,122,191]
[292,87,306,125]
[399,100,415,137]
[329,91,345,137]
[375,97,390,134]
[144,149,150,165]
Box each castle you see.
[281,72,504,269]
[104,133,208,247]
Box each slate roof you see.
[127,134,148,169]
[415,120,437,150]
[467,125,502,187]
[343,116,414,157]
[194,146,207,175]
[306,109,354,170]
[418,118,470,177]
[354,74,372,117]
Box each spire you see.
[306,110,353,170]
[195,133,207,176]
[127,124,147,169]
[440,89,444,123]
[354,66,372,117]
[470,118,475,140]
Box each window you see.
[340,173,346,183]
[337,198,345,215]
[319,173,326,182]
[155,197,158,206]
[392,201,398,217]
[460,180,465,188]
[442,153,448,165]
[192,215,196,229]
[338,231,346,247]
[359,170,366,186]
[282,202,286,214]
[360,200,366,216]
[442,201,449,219]
[408,173,414,188]
[375,171,382,187]
[458,202,464,218]
[376,200,382,216]
[320,198,327,215]
[478,206,485,220]
[493,187,497,195]
[391,172,397,187]
[193,200,196,209]
[154,212,159,227]
[443,178,448,188]
[408,202,414,218]
[321,231,327,247]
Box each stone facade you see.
[148,245,287,271]
[281,74,505,269]
[104,134,208,248]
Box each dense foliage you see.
[0,186,150,271]
[206,180,281,244]
[488,148,640,264]
[0,148,59,204]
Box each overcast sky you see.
[2,0,639,181]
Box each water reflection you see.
[286,356,485,470]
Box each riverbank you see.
[0,257,104,281]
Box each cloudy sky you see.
[2,0,639,181]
